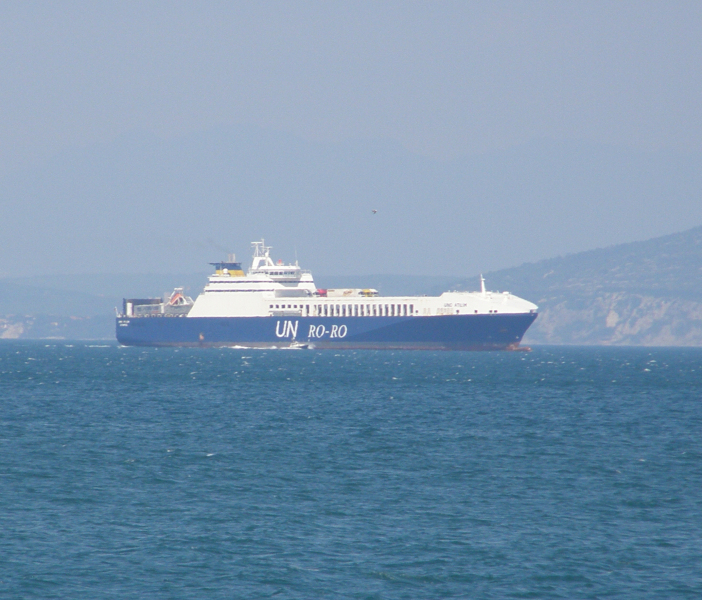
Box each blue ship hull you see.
[116,313,537,350]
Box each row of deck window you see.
[269,303,415,317]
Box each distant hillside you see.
[439,226,702,346]
[2,227,702,344]
[0,273,208,340]
[0,272,210,316]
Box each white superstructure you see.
[186,240,538,319]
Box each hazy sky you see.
[2,1,700,169]
[1,1,702,277]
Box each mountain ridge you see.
[2,225,702,344]
[465,226,702,345]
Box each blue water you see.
[1,342,701,599]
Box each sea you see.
[1,341,701,599]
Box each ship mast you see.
[250,239,274,272]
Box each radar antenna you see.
[250,239,275,272]
[251,239,271,258]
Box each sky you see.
[1,1,701,277]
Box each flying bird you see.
[372,209,377,214]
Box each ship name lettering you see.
[307,324,347,339]
[308,324,325,338]
[330,324,348,338]
[275,320,299,338]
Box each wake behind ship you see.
[116,240,538,350]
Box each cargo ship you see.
[116,240,538,350]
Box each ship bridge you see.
[187,240,317,317]
[248,240,307,279]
